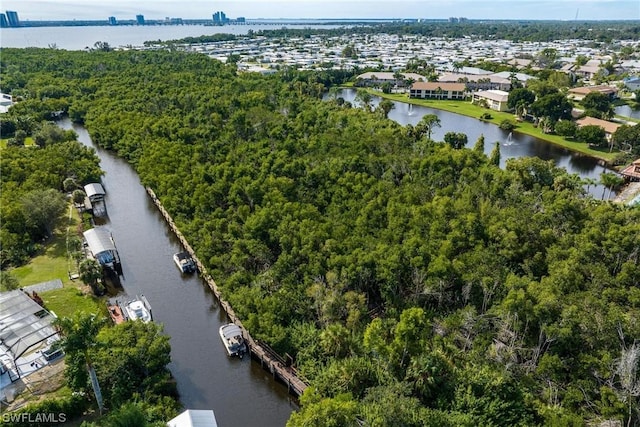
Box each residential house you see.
[621,159,640,182]
[438,73,511,91]
[491,71,537,87]
[472,90,510,112]
[623,76,640,92]
[437,65,493,75]
[507,58,541,71]
[576,116,621,142]
[356,72,427,87]
[567,85,618,101]
[620,60,640,73]
[575,64,607,81]
[0,93,13,114]
[561,60,609,81]
[409,82,466,100]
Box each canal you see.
[336,89,617,198]
[60,89,621,424]
[60,119,296,427]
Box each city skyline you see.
[2,0,639,21]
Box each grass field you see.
[359,89,620,163]
[0,136,36,149]
[10,203,105,318]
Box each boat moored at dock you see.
[107,295,153,324]
[219,323,247,358]
[173,252,196,274]
[124,295,153,322]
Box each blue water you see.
[0,23,340,50]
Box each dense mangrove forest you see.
[2,47,640,426]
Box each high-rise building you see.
[212,11,228,25]
[0,14,8,28]
[6,11,19,27]
[136,14,145,25]
[108,16,117,25]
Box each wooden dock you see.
[145,187,308,397]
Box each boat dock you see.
[145,187,308,397]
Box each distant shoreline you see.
[4,17,639,29]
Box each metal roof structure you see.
[167,410,219,427]
[84,183,105,201]
[83,227,118,266]
[0,290,58,360]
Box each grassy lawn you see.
[10,203,105,318]
[0,136,36,149]
[363,90,620,163]
[41,286,106,318]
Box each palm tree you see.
[377,99,395,119]
[600,172,624,200]
[515,100,527,120]
[56,313,107,413]
[404,78,416,94]
[79,258,104,295]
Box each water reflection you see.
[334,89,616,197]
[60,119,296,427]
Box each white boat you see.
[122,295,153,323]
[173,252,196,274]
[219,323,247,357]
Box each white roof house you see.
[472,90,510,112]
[491,71,537,85]
[0,93,14,114]
[167,410,218,427]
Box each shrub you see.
[3,395,89,427]
[555,120,578,138]
[499,119,516,131]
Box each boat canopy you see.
[220,324,243,338]
[84,183,105,201]
[83,227,117,265]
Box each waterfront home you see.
[621,159,640,182]
[0,289,62,392]
[472,90,510,111]
[438,72,511,91]
[409,82,466,100]
[356,72,427,87]
[576,116,621,142]
[567,85,618,101]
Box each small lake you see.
[615,104,640,120]
[335,89,616,198]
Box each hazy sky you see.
[2,0,639,21]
